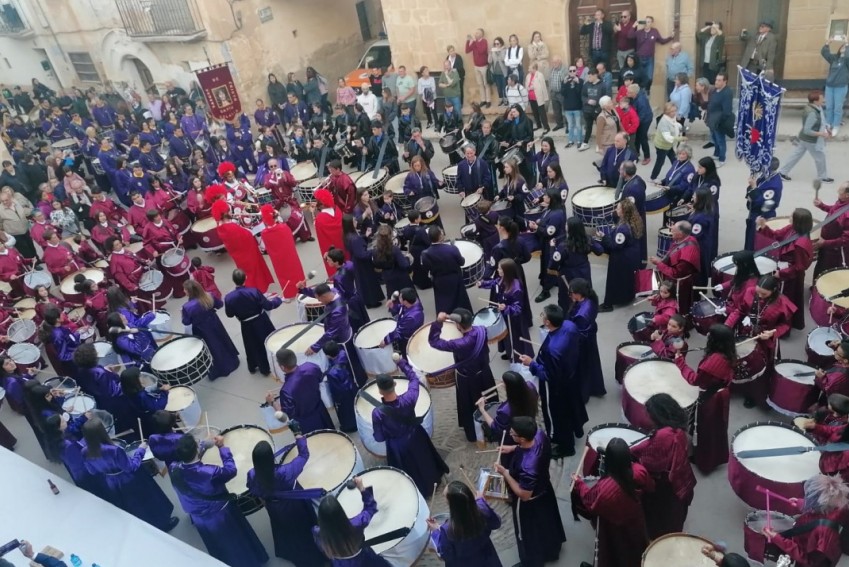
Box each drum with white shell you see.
[8,343,42,373]
[7,319,36,344]
[406,321,461,388]
[805,326,842,369]
[43,376,76,397]
[711,252,781,286]
[571,185,617,228]
[357,167,389,198]
[622,359,699,431]
[582,423,648,477]
[441,165,459,193]
[60,268,105,304]
[614,341,655,384]
[767,360,820,416]
[642,533,717,567]
[62,394,96,418]
[728,421,821,514]
[280,429,364,503]
[460,193,481,221]
[265,323,329,377]
[353,318,398,375]
[454,239,484,287]
[296,286,333,322]
[150,336,213,386]
[385,171,411,211]
[93,341,119,368]
[355,377,434,457]
[191,217,224,251]
[163,385,202,428]
[743,510,796,564]
[23,270,52,296]
[473,307,508,343]
[148,310,173,344]
[335,466,429,567]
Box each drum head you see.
[691,299,721,318]
[44,376,77,395]
[617,342,653,358]
[491,200,510,211]
[442,165,458,176]
[266,324,326,355]
[754,256,778,275]
[202,425,273,495]
[767,216,823,241]
[736,338,757,357]
[7,319,35,343]
[161,248,185,268]
[587,423,647,450]
[8,343,40,364]
[732,423,819,483]
[63,395,95,413]
[414,197,436,212]
[407,322,461,374]
[572,186,616,208]
[355,378,432,423]
[454,240,483,267]
[473,307,500,326]
[817,269,849,309]
[354,318,397,349]
[164,385,195,412]
[808,326,841,356]
[460,193,481,207]
[774,360,817,385]
[281,430,359,491]
[14,298,36,310]
[745,510,796,532]
[658,227,672,237]
[291,162,317,183]
[643,533,716,567]
[623,359,699,407]
[356,168,388,188]
[385,172,408,194]
[139,269,164,291]
[712,253,734,273]
[192,217,218,233]
[151,337,205,372]
[93,341,114,358]
[24,271,52,288]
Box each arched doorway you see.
[130,57,157,94]
[569,0,638,70]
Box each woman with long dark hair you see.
[247,436,326,565]
[106,311,157,367]
[675,323,736,473]
[533,137,559,187]
[475,370,538,461]
[569,277,606,401]
[714,250,759,325]
[0,355,34,415]
[484,217,531,307]
[182,279,240,380]
[649,312,688,359]
[119,366,171,437]
[528,185,567,304]
[77,278,109,336]
[688,156,722,255]
[267,73,288,121]
[343,213,385,308]
[631,393,697,537]
[106,285,152,329]
[23,381,65,462]
[497,159,530,220]
[82,417,178,532]
[597,199,644,311]
[352,187,377,237]
[427,480,503,566]
[46,412,106,498]
[302,247,370,334]
[479,258,533,361]
[756,207,814,329]
[573,437,655,567]
[371,224,413,297]
[38,304,81,377]
[549,217,601,311]
[313,477,391,566]
[689,186,716,284]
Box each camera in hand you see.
[0,539,22,558]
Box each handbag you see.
[486,65,495,85]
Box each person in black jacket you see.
[579,69,605,151]
[397,103,421,144]
[562,67,584,148]
[501,105,535,183]
[579,9,614,68]
[402,128,435,167]
[362,120,400,175]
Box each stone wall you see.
[784,0,844,81]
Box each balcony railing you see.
[0,3,32,37]
[115,0,206,42]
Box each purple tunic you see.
[428,321,496,442]
[372,359,448,496]
[598,223,641,306]
[2,372,33,414]
[75,365,121,406]
[279,362,334,434]
[181,296,240,380]
[371,245,414,297]
[508,429,566,565]
[479,278,533,362]
[431,498,503,566]
[421,243,473,316]
[246,437,326,565]
[326,350,358,432]
[313,487,392,566]
[346,233,386,308]
[170,447,269,567]
[549,239,602,311]
[386,300,425,356]
[311,296,368,386]
[82,443,174,530]
[224,285,282,375]
[570,298,606,401]
[302,261,370,333]
[180,114,207,140]
[621,175,648,262]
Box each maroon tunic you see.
[650,330,687,359]
[330,173,357,214]
[771,509,843,567]
[42,242,85,279]
[0,248,28,296]
[90,198,128,225]
[758,223,813,330]
[648,296,678,328]
[814,199,849,279]
[630,426,696,537]
[809,424,849,482]
[655,235,700,316]
[127,200,158,232]
[675,352,733,473]
[190,266,222,300]
[91,222,132,251]
[30,220,50,249]
[719,276,757,315]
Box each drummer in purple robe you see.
[147,410,183,466]
[82,418,179,532]
[372,357,449,497]
[119,367,171,437]
[383,287,425,357]
[494,416,566,565]
[106,312,157,368]
[519,304,587,458]
[224,268,283,376]
[182,280,240,380]
[304,247,370,334]
[598,133,636,188]
[323,340,358,432]
[47,413,106,499]
[429,309,497,442]
[527,185,567,303]
[427,480,503,567]
[268,347,334,434]
[305,282,368,386]
[169,433,269,567]
[457,144,494,201]
[619,161,648,264]
[72,343,136,434]
[478,258,533,362]
[421,227,473,316]
[569,278,607,401]
[247,433,326,566]
[475,370,538,464]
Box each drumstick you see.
[632,294,655,306]
[495,430,507,468]
[699,292,719,310]
[569,445,591,492]
[484,391,499,402]
[691,285,714,291]
[481,382,504,396]
[204,411,210,438]
[520,337,541,347]
[112,428,137,438]
[458,465,477,493]
[137,418,144,442]
[766,489,772,531]
[475,448,501,454]
[477,297,501,306]
[830,303,835,325]
[430,482,439,507]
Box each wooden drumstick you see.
[632,295,655,306]
[495,430,507,468]
[204,411,210,438]
[430,482,439,507]
[520,337,541,347]
[484,391,499,402]
[699,292,719,310]
[569,445,591,492]
[477,297,501,306]
[458,465,477,492]
[475,448,501,454]
[481,382,504,396]
[137,418,144,442]
[830,303,835,325]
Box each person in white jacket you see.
[525,62,550,132]
[504,34,525,83]
[505,75,529,108]
[357,83,379,120]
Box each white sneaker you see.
[716,160,726,168]
[832,127,840,137]
[578,143,589,151]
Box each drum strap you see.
[364,527,411,547]
[779,518,841,539]
[750,201,849,262]
[360,389,424,427]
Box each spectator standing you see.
[635,16,674,94]
[527,31,551,78]
[595,96,622,154]
[562,64,584,147]
[335,78,357,111]
[396,66,418,117]
[504,34,525,84]
[525,63,550,133]
[381,64,398,98]
[548,58,567,131]
[665,43,694,97]
[698,22,726,85]
[446,46,465,106]
[705,73,733,167]
[465,29,491,108]
[439,60,463,112]
[669,73,692,128]
[821,42,849,135]
[778,90,833,183]
[597,62,614,97]
[580,9,614,68]
[651,102,686,181]
[692,78,711,125]
[417,66,437,128]
[505,74,529,108]
[579,69,604,151]
[616,96,639,154]
[740,21,778,75]
[614,9,638,69]
[489,37,509,106]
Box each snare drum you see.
[201,424,274,515]
[734,337,768,385]
[290,162,318,184]
[523,206,545,225]
[385,172,410,211]
[280,429,363,498]
[729,421,820,514]
[357,168,389,198]
[500,147,524,166]
[255,188,274,205]
[690,298,726,336]
[811,268,849,326]
[62,394,96,418]
[768,360,820,416]
[642,533,717,567]
[663,204,692,227]
[8,343,42,373]
[94,341,119,367]
[150,336,213,386]
[7,319,36,344]
[490,200,511,216]
[614,341,654,384]
[407,322,461,388]
[622,359,699,430]
[353,318,398,376]
[160,248,191,277]
[414,196,440,224]
[190,217,224,251]
[163,385,202,428]
[265,323,329,376]
[438,133,462,155]
[472,401,500,443]
[656,227,673,258]
[460,193,481,220]
[355,378,434,457]
[23,270,52,296]
[60,269,105,304]
[583,423,648,477]
[806,326,841,369]
[571,185,617,228]
[335,466,429,567]
[441,165,459,194]
[296,288,331,323]
[477,467,509,500]
[626,312,655,342]
[712,252,779,286]
[139,269,164,294]
[296,178,322,204]
[460,223,477,240]
[43,376,76,397]
[454,240,484,287]
[148,310,173,344]
[644,185,669,214]
[743,510,796,564]
[473,307,508,343]
[13,297,35,311]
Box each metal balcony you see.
[0,3,32,38]
[115,0,207,42]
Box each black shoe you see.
[307,236,316,242]
[482,102,491,109]
[598,303,613,312]
[542,128,550,134]
[165,516,180,532]
[779,173,791,181]
[565,142,574,148]
[261,370,271,377]
[552,445,576,459]
[500,353,511,360]
[822,177,835,183]
[534,289,551,303]
[702,142,715,149]
[248,368,258,375]
[552,125,563,131]
[534,126,542,131]
[743,397,756,409]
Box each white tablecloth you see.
[0,448,225,566]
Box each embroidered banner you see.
[196,63,242,121]
[735,66,785,175]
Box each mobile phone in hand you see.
[0,539,21,558]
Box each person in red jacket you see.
[813,339,849,402]
[259,204,305,299]
[212,199,274,293]
[0,239,30,297]
[650,220,700,315]
[615,96,640,152]
[650,313,688,359]
[313,188,346,277]
[189,256,222,300]
[41,229,85,280]
[327,160,356,214]
[648,279,679,328]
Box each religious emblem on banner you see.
[196,63,242,122]
[735,67,785,175]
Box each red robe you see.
[330,173,357,214]
[108,250,146,293]
[42,243,85,279]
[814,199,849,278]
[30,221,50,249]
[676,352,733,474]
[91,222,132,251]
[90,199,128,225]
[190,265,222,299]
[719,276,757,315]
[758,223,814,330]
[148,187,190,234]
[216,221,274,292]
[314,207,346,277]
[261,222,305,299]
[264,169,299,208]
[127,200,158,232]
[141,220,180,254]
[186,188,210,219]
[655,235,700,316]
[0,248,27,296]
[815,366,849,400]
[650,330,688,359]
[85,288,110,335]
[771,509,843,567]
[648,296,678,328]
[630,426,696,538]
[809,424,849,483]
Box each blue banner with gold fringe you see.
[735,67,785,174]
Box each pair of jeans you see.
[582,111,596,144]
[650,147,675,179]
[590,49,609,68]
[550,95,564,128]
[639,56,655,92]
[781,140,828,179]
[445,96,462,114]
[473,65,491,103]
[635,120,651,160]
[825,85,848,127]
[565,110,583,144]
[710,127,727,161]
[529,100,550,130]
[493,74,506,100]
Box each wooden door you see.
[569,0,637,70]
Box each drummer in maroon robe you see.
[259,205,305,299]
[90,188,128,225]
[372,358,449,497]
[211,199,274,293]
[0,239,30,297]
[225,269,283,376]
[631,393,697,537]
[649,220,700,316]
[41,229,85,280]
[105,236,160,310]
[304,283,368,386]
[327,160,356,214]
[713,250,759,323]
[814,339,849,401]
[313,189,346,277]
[141,209,187,299]
[495,416,566,566]
[126,190,159,233]
[91,210,132,254]
[189,257,222,299]
[812,181,849,279]
[429,309,497,442]
[422,226,473,316]
[30,210,51,249]
[572,436,655,567]
[267,348,334,434]
[649,313,688,359]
